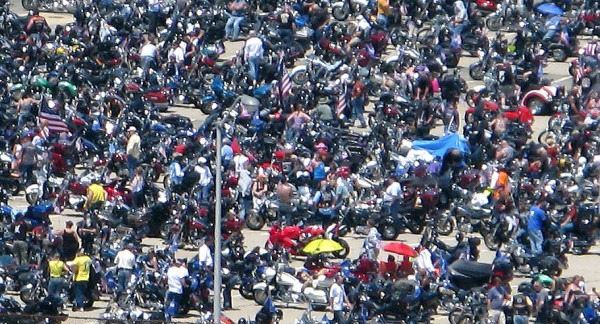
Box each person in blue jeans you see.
[528,202,548,256]
[225,0,247,41]
[165,259,188,321]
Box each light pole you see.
[213,120,224,324]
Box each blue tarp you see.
[412,133,470,158]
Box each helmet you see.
[337,166,351,179]
[517,282,530,293]
[238,319,248,324]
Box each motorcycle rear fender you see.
[520,90,551,106]
[290,65,307,77]
[253,282,267,291]
[25,184,40,195]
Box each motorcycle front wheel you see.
[253,288,268,305]
[21,0,38,10]
[332,5,349,21]
[332,238,350,259]
[245,210,265,231]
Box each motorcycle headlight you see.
[582,77,591,89]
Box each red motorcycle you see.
[266,223,349,258]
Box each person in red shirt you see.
[380,255,399,281]
[349,75,367,128]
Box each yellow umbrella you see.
[303,239,344,254]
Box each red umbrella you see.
[382,242,418,257]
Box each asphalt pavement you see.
[6,2,600,323]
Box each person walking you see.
[126,126,141,177]
[114,244,136,295]
[48,252,70,298]
[197,236,214,272]
[165,258,189,321]
[194,157,212,201]
[225,0,247,41]
[71,249,92,311]
[330,274,351,324]
[77,213,98,255]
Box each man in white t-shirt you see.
[140,37,159,74]
[114,244,136,295]
[383,176,402,218]
[165,259,189,321]
[197,236,213,271]
[329,274,350,324]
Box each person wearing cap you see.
[194,157,212,201]
[165,258,189,321]
[70,249,92,311]
[126,126,141,177]
[114,244,137,296]
[56,221,80,261]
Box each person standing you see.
[48,252,70,298]
[140,37,159,76]
[56,221,80,261]
[244,31,264,86]
[252,173,269,210]
[528,201,547,256]
[197,236,214,272]
[362,218,381,259]
[277,6,295,44]
[383,176,402,219]
[225,0,247,42]
[131,166,145,209]
[376,0,391,26]
[18,135,37,186]
[71,249,92,311]
[165,258,189,321]
[237,160,253,221]
[487,277,509,324]
[114,244,136,295]
[147,0,161,34]
[512,285,533,324]
[126,126,141,177]
[276,177,294,224]
[77,214,98,255]
[442,100,460,135]
[10,214,29,266]
[329,274,351,324]
[195,157,213,201]
[349,75,367,128]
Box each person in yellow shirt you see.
[377,0,391,26]
[71,250,92,311]
[84,180,106,211]
[48,253,70,298]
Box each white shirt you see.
[383,181,402,203]
[198,244,213,268]
[168,46,185,64]
[140,43,157,58]
[114,249,136,270]
[244,37,264,60]
[233,154,249,174]
[167,265,189,294]
[415,248,435,273]
[330,282,345,311]
[194,165,212,187]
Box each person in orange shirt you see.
[377,0,391,26]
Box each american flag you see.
[38,110,69,133]
[277,51,292,100]
[574,65,585,84]
[336,85,347,119]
